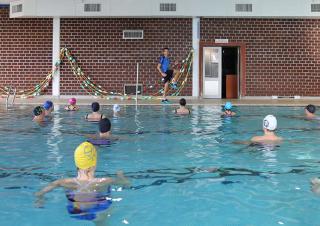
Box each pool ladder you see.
[5,86,16,108]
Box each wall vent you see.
[84,3,101,12]
[235,4,252,12]
[160,3,176,12]
[12,4,22,13]
[124,84,142,95]
[123,30,144,40]
[311,4,320,12]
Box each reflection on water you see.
[46,105,63,167]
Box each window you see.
[235,4,252,12]
[84,4,101,12]
[160,3,176,12]
[123,30,144,40]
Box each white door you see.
[203,47,222,98]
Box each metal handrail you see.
[5,86,16,108]
[5,86,11,109]
[12,87,16,105]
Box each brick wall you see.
[3,12,318,97]
[0,8,52,95]
[201,18,320,96]
[60,18,192,96]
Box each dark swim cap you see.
[33,106,44,116]
[99,118,111,133]
[91,102,100,112]
[179,98,186,106]
[306,104,316,114]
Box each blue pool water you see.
[0,105,320,226]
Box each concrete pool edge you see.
[1,95,320,106]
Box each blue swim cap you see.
[224,102,233,110]
[43,101,53,110]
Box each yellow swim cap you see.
[74,142,97,170]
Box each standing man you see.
[157,48,179,103]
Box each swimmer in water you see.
[234,115,282,145]
[43,100,54,116]
[86,118,115,140]
[311,177,320,194]
[85,102,106,121]
[113,104,121,117]
[174,98,191,115]
[98,118,112,139]
[65,98,79,111]
[222,102,236,117]
[35,142,130,226]
[305,104,317,119]
[33,106,46,123]
[251,115,282,143]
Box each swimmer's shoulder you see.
[175,108,191,115]
[59,178,76,186]
[250,136,265,143]
[251,135,283,143]
[96,177,114,185]
[46,178,75,189]
[65,105,79,111]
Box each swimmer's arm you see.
[250,136,262,143]
[84,133,97,139]
[113,171,130,187]
[311,177,320,185]
[34,178,73,208]
[232,140,252,145]
[101,171,130,188]
[35,178,72,197]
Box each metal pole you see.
[12,88,16,105]
[135,62,139,107]
[5,86,11,109]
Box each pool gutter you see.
[1,95,320,106]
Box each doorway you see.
[222,47,239,99]
[201,44,243,99]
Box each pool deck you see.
[1,95,320,106]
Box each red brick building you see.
[1,1,320,98]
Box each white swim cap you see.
[263,115,277,131]
[113,104,121,112]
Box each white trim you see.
[9,0,320,18]
[192,17,200,97]
[52,17,60,97]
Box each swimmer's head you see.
[163,47,169,56]
[91,102,100,112]
[305,104,316,114]
[74,142,97,170]
[224,102,233,111]
[263,115,277,131]
[43,101,53,111]
[179,98,186,106]
[113,104,121,113]
[69,98,77,105]
[99,118,111,133]
[33,106,45,116]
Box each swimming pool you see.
[0,105,319,226]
